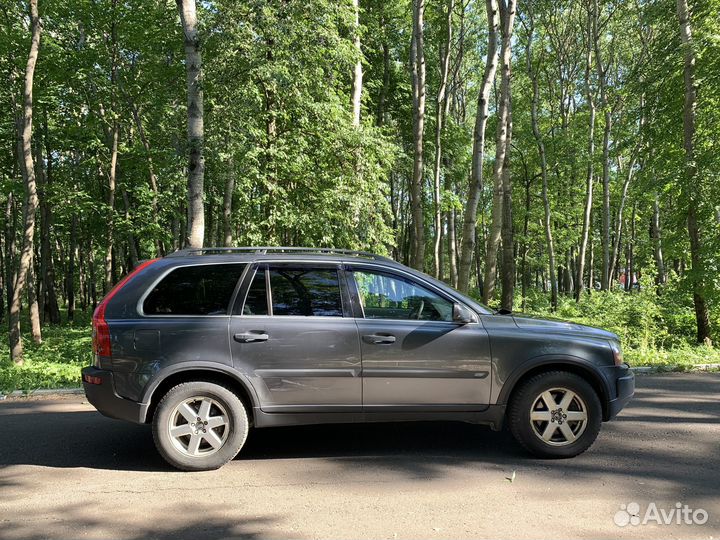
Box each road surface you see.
[1,373,718,539]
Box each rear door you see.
[229,262,362,412]
[346,265,492,410]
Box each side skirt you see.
[252,405,506,431]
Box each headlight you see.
[609,340,624,366]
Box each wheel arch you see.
[140,364,258,425]
[498,356,611,420]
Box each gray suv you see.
[82,247,634,470]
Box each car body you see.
[82,247,634,470]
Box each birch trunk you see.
[409,0,426,270]
[458,0,498,293]
[525,14,558,310]
[432,0,454,278]
[177,0,205,249]
[498,0,516,311]
[575,2,596,301]
[482,0,514,305]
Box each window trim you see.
[345,263,479,325]
[137,262,249,318]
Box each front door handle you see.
[234,332,269,343]
[362,334,396,345]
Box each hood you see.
[512,314,619,341]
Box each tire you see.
[152,381,249,471]
[508,371,602,458]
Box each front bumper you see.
[81,366,145,424]
[606,365,635,419]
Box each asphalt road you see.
[1,373,719,540]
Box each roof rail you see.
[166,246,395,263]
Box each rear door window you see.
[143,264,246,316]
[239,265,344,317]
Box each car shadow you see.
[0,403,524,472]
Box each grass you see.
[0,285,718,393]
[0,311,92,394]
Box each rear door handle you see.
[234,332,269,343]
[362,334,396,345]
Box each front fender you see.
[494,354,612,408]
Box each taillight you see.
[92,258,160,359]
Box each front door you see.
[347,266,492,410]
[230,263,361,413]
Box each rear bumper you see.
[81,366,145,424]
[606,366,635,420]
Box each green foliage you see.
[0,313,92,393]
[519,281,720,367]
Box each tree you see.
[676,0,712,344]
[351,0,363,128]
[8,0,41,364]
[409,0,427,271]
[522,2,558,310]
[483,0,515,305]
[177,0,205,249]
[575,0,597,301]
[458,0,499,294]
[431,0,454,279]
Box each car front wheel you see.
[508,371,602,458]
[152,381,249,471]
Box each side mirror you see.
[452,303,475,325]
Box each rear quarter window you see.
[143,264,246,316]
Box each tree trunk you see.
[593,2,613,291]
[130,102,163,255]
[27,254,41,344]
[525,12,558,310]
[651,195,666,285]
[9,0,41,364]
[600,110,611,290]
[499,26,516,313]
[431,0,454,279]
[68,214,77,321]
[121,188,139,266]
[609,155,634,285]
[458,0,499,293]
[37,115,60,323]
[351,0,363,127]
[409,0,426,271]
[223,153,235,247]
[575,3,596,301]
[482,0,515,305]
[5,193,15,326]
[628,203,636,292]
[447,205,458,288]
[177,0,205,249]
[677,0,711,344]
[377,36,390,126]
[104,117,118,292]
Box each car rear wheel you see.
[508,371,602,458]
[152,381,249,471]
